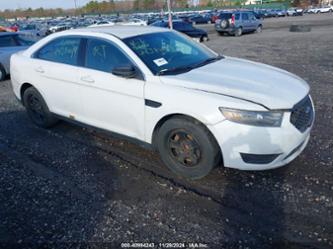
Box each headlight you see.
[219,108,283,127]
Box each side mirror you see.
[112,65,137,78]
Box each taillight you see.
[231,14,235,25]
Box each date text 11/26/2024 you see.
[120,242,208,248]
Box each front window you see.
[85,38,131,73]
[123,32,220,75]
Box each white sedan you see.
[10,26,314,179]
[88,21,115,28]
[121,18,147,26]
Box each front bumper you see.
[208,112,313,170]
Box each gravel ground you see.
[0,14,332,249]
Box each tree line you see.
[0,0,307,19]
[0,0,216,19]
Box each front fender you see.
[144,78,266,143]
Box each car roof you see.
[62,25,168,39]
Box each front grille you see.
[290,95,314,132]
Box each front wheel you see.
[156,117,221,179]
[255,25,262,33]
[23,87,58,128]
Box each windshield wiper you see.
[157,65,195,76]
[157,55,223,76]
[192,54,224,69]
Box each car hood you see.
[159,56,309,109]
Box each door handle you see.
[35,67,44,73]
[80,76,95,83]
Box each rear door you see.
[30,36,84,119]
[241,13,250,31]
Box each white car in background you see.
[89,21,115,27]
[10,26,314,179]
[286,8,304,16]
[121,18,147,26]
[307,6,333,13]
[318,6,333,13]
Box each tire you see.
[217,31,224,36]
[235,27,242,37]
[201,36,209,42]
[0,64,6,81]
[289,25,311,32]
[23,87,58,128]
[255,25,262,33]
[156,117,221,179]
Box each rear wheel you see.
[0,64,6,81]
[255,25,262,33]
[235,27,243,37]
[23,87,58,128]
[156,117,221,179]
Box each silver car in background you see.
[0,32,35,81]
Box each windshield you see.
[123,31,219,75]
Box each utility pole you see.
[167,0,173,29]
[74,0,78,16]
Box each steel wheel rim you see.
[167,130,202,167]
[27,94,46,124]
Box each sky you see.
[0,0,103,10]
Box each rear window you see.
[219,13,232,19]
